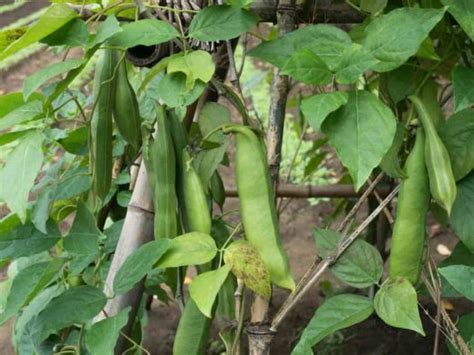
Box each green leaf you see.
[189,265,231,318]
[188,5,258,41]
[0,131,44,222]
[446,313,474,354]
[30,285,107,344]
[113,239,170,295]
[58,126,89,156]
[13,285,64,354]
[157,72,206,108]
[167,50,215,90]
[322,90,397,190]
[55,166,92,200]
[0,4,77,61]
[384,65,426,104]
[155,232,217,268]
[379,123,406,178]
[0,100,43,131]
[282,49,332,85]
[292,294,374,354]
[314,229,383,288]
[416,37,441,61]
[0,27,27,52]
[64,202,103,256]
[0,215,61,260]
[41,18,89,47]
[0,129,34,147]
[89,15,122,47]
[441,0,474,41]
[335,44,378,84]
[374,277,425,335]
[439,108,474,181]
[440,242,474,268]
[453,66,474,113]
[173,298,212,355]
[361,7,446,72]
[450,171,474,252]
[438,265,474,301]
[0,258,65,325]
[107,19,179,48]
[86,307,130,355]
[360,0,387,15]
[196,103,231,187]
[103,219,124,253]
[0,92,37,118]
[249,24,351,70]
[23,58,83,100]
[301,91,348,131]
[223,240,271,299]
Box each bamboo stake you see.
[95,160,155,354]
[248,0,296,351]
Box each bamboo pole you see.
[95,160,155,354]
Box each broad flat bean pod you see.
[181,150,212,235]
[222,125,295,291]
[113,57,142,150]
[409,95,457,215]
[92,49,118,201]
[390,129,430,284]
[151,105,178,239]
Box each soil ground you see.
[0,3,472,355]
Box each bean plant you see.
[0,0,473,354]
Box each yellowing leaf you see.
[167,50,215,90]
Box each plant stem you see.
[270,184,400,331]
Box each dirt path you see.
[0,0,49,28]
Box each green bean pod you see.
[113,57,142,150]
[182,150,212,234]
[92,49,118,201]
[222,125,295,291]
[409,95,457,215]
[389,129,430,284]
[173,298,212,355]
[151,105,177,239]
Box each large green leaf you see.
[29,285,107,345]
[292,294,374,354]
[113,239,170,295]
[314,229,383,288]
[0,4,77,61]
[188,5,258,41]
[167,50,215,90]
[64,202,103,257]
[301,91,348,131]
[322,90,397,190]
[41,18,89,47]
[249,24,351,70]
[0,215,61,260]
[334,44,378,84]
[361,7,446,72]
[452,66,474,113]
[0,100,43,131]
[223,240,271,299]
[13,285,64,354]
[441,0,474,41]
[85,307,130,355]
[282,49,332,85]
[189,265,231,318]
[440,108,474,181]
[23,59,84,100]
[450,171,474,251]
[155,232,217,268]
[374,277,425,335]
[0,258,65,325]
[0,131,44,222]
[89,15,122,47]
[158,72,206,108]
[438,265,474,301]
[107,19,179,48]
